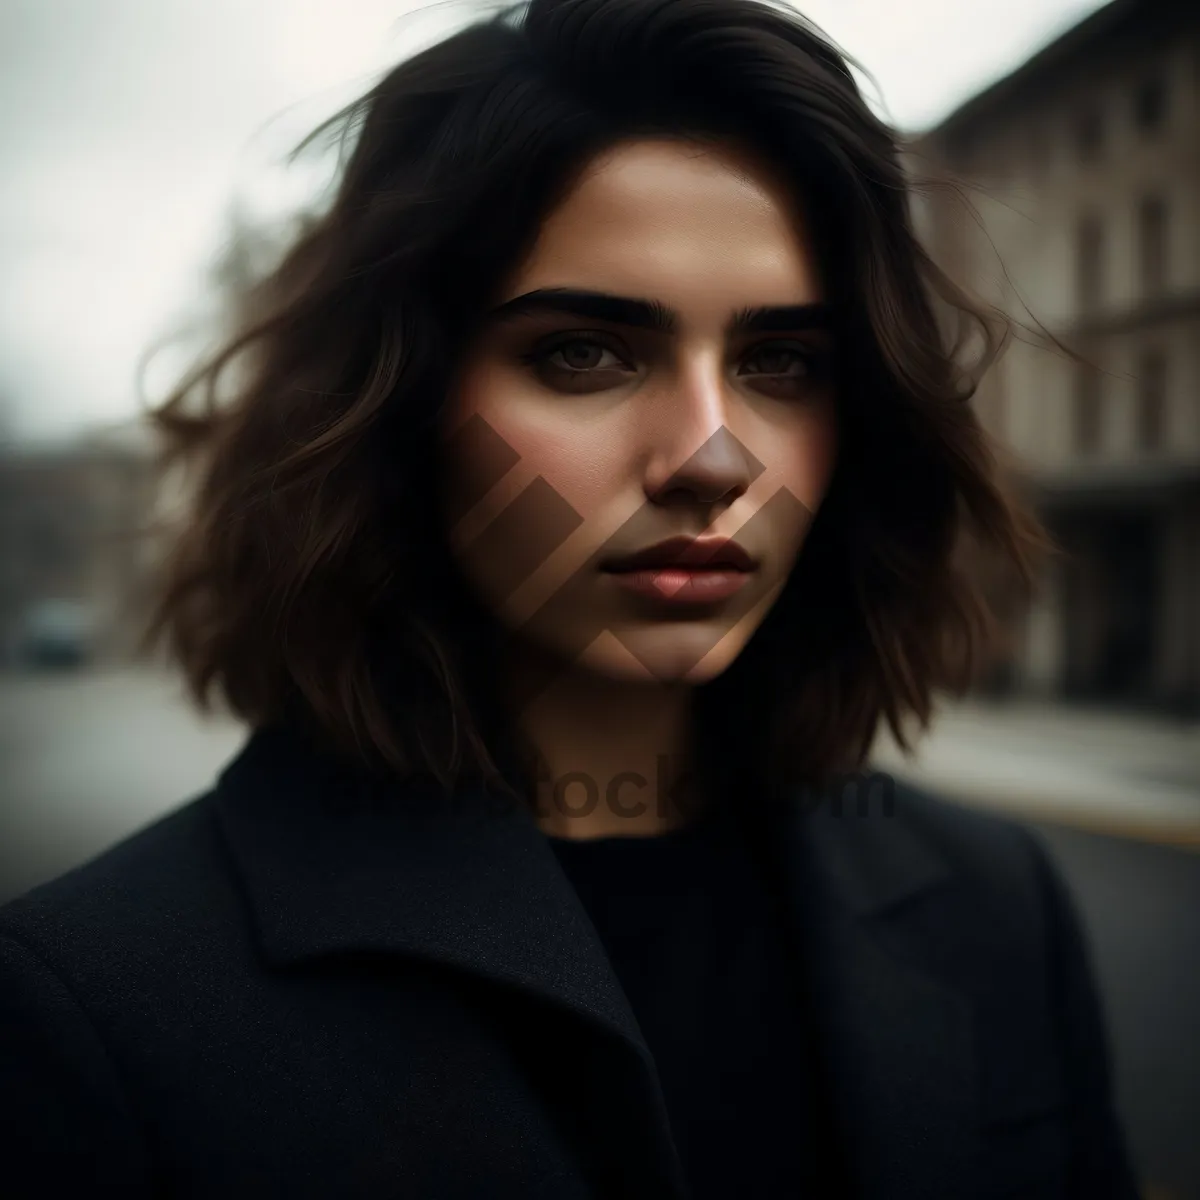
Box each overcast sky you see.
[0,0,1108,444]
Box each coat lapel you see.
[759,781,980,1200]
[212,726,690,1199]
[214,727,980,1200]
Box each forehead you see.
[504,138,824,312]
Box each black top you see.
[547,799,847,1198]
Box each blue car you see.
[15,599,97,669]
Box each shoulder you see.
[894,774,1079,953]
[0,793,236,1195]
[0,789,244,991]
[813,771,1100,1017]
[883,775,1105,986]
[811,769,1061,923]
[889,774,1055,887]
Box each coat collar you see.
[772,786,980,1199]
[213,725,979,1200]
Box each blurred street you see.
[0,666,1197,1196]
[872,698,1200,849]
[0,666,245,902]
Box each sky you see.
[0,0,1109,444]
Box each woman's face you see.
[440,136,838,699]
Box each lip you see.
[600,536,757,574]
[605,567,752,605]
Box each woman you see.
[0,0,1140,1197]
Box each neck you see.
[503,644,708,840]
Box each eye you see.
[520,335,636,393]
[738,342,830,398]
[543,339,626,372]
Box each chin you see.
[569,623,752,687]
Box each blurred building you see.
[0,422,160,665]
[0,208,305,671]
[911,0,1200,714]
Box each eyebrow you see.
[483,287,834,335]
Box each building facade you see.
[911,0,1200,714]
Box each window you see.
[1133,77,1167,132]
[1074,362,1103,454]
[1076,214,1104,312]
[1135,349,1167,451]
[1076,106,1103,162]
[1138,195,1168,295]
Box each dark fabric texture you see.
[546,798,851,1199]
[0,724,1142,1199]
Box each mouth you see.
[599,536,757,574]
[599,537,757,605]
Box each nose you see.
[642,363,761,510]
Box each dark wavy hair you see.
[138,0,1052,805]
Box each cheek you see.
[451,402,617,515]
[441,365,631,575]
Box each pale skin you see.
[441,136,840,839]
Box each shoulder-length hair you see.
[139,0,1052,805]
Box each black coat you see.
[0,725,1141,1200]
